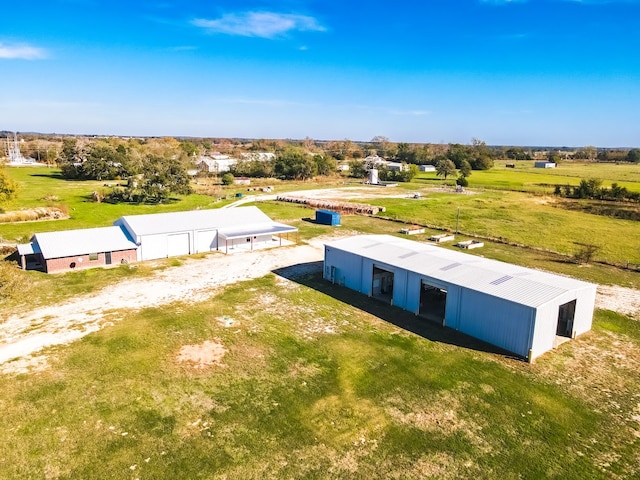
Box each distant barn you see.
[534,161,556,168]
[323,234,596,362]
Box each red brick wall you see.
[44,249,137,273]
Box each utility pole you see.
[455,207,460,234]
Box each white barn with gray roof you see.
[323,234,596,361]
[114,206,297,261]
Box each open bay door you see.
[372,265,394,304]
[419,280,447,325]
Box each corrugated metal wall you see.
[457,289,534,358]
[325,245,538,359]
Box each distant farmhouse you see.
[18,206,298,273]
[196,154,237,174]
[324,235,596,362]
[196,152,275,174]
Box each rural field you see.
[0,163,639,479]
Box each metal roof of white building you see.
[325,234,596,308]
[218,223,298,240]
[116,206,273,237]
[33,226,138,259]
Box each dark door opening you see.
[372,266,394,304]
[105,251,112,265]
[556,300,576,338]
[419,281,447,325]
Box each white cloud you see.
[0,43,46,60]
[192,11,326,38]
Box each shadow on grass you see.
[273,261,520,361]
[30,173,66,180]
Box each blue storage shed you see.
[316,210,341,226]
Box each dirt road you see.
[0,238,329,374]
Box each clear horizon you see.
[2,0,639,148]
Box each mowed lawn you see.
[0,273,638,479]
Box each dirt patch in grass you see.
[384,393,491,455]
[596,286,640,320]
[175,340,227,369]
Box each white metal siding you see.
[196,229,218,253]
[573,286,597,335]
[167,233,190,257]
[139,234,168,261]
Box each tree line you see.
[554,178,640,202]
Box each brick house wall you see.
[43,249,138,273]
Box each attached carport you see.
[17,242,42,270]
[218,224,298,254]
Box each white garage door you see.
[167,233,190,257]
[196,229,217,253]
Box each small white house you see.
[419,165,436,172]
[324,234,596,361]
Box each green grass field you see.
[1,162,639,479]
[413,162,640,193]
[368,190,639,267]
[0,274,638,479]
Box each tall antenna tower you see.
[6,132,29,164]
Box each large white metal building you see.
[114,206,297,261]
[323,234,597,361]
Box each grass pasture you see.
[368,190,640,267]
[1,273,639,479]
[0,167,224,241]
[0,162,639,479]
[414,162,640,194]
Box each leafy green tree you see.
[627,149,640,163]
[435,159,456,180]
[108,155,192,203]
[313,154,336,176]
[348,160,368,179]
[470,155,494,170]
[82,143,127,180]
[574,178,602,199]
[58,138,85,179]
[505,147,531,160]
[274,147,317,180]
[179,141,199,158]
[446,144,469,168]
[0,169,18,203]
[459,159,472,178]
[221,173,234,185]
[399,164,419,182]
[395,143,416,163]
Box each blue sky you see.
[1,0,639,147]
